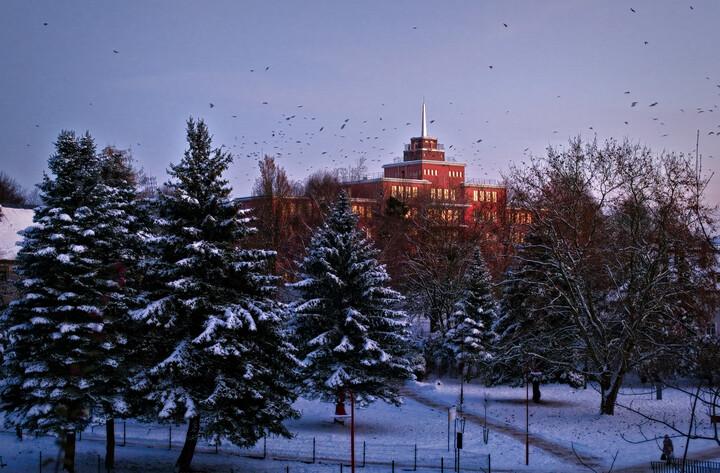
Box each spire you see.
[421,99,427,137]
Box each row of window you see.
[427,208,462,222]
[473,209,498,222]
[390,186,499,203]
[351,204,373,218]
[510,212,531,224]
[391,185,419,199]
[420,169,464,178]
[430,188,457,201]
[473,190,498,202]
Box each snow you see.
[0,206,35,260]
[1,378,720,472]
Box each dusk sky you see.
[2,1,719,206]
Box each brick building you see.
[342,102,517,228]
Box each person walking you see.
[662,435,674,463]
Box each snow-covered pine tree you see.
[0,131,132,472]
[489,231,582,403]
[90,145,148,470]
[445,248,498,382]
[130,118,299,472]
[289,190,414,412]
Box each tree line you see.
[0,120,718,471]
[0,119,414,472]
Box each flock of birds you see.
[26,5,719,195]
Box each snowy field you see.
[1,378,720,472]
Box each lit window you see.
[431,188,436,199]
[444,189,449,200]
[473,190,478,201]
[391,186,397,196]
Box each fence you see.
[8,425,492,473]
[237,436,491,472]
[651,459,720,473]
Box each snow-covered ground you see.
[1,378,719,472]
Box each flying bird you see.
[503,23,508,27]
[630,8,635,12]
[649,102,658,107]
[631,102,638,107]
[209,103,215,108]
[113,50,119,53]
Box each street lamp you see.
[525,365,542,466]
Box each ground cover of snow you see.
[1,378,719,472]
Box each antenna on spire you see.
[421,98,427,137]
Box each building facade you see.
[343,102,515,228]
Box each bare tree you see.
[504,137,717,415]
[0,172,30,206]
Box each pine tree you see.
[90,145,148,469]
[489,232,582,402]
[0,130,128,471]
[445,248,498,382]
[289,191,414,412]
[130,118,299,472]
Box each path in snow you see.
[400,385,605,470]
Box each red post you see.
[341,388,356,473]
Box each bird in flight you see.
[113,50,119,53]
[631,102,638,107]
[649,102,658,107]
[209,103,215,108]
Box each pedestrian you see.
[662,435,674,463]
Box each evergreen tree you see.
[0,131,130,471]
[131,118,299,472]
[445,248,498,382]
[289,191,414,411]
[489,232,583,402]
[91,145,148,469]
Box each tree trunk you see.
[600,371,626,415]
[105,418,115,470]
[176,416,200,472]
[532,379,541,403]
[63,429,76,472]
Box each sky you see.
[1,0,719,206]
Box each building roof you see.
[0,206,35,261]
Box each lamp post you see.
[340,388,356,473]
[525,365,542,466]
[525,368,529,466]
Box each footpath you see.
[401,385,720,473]
[400,386,606,471]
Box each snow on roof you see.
[0,206,35,261]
